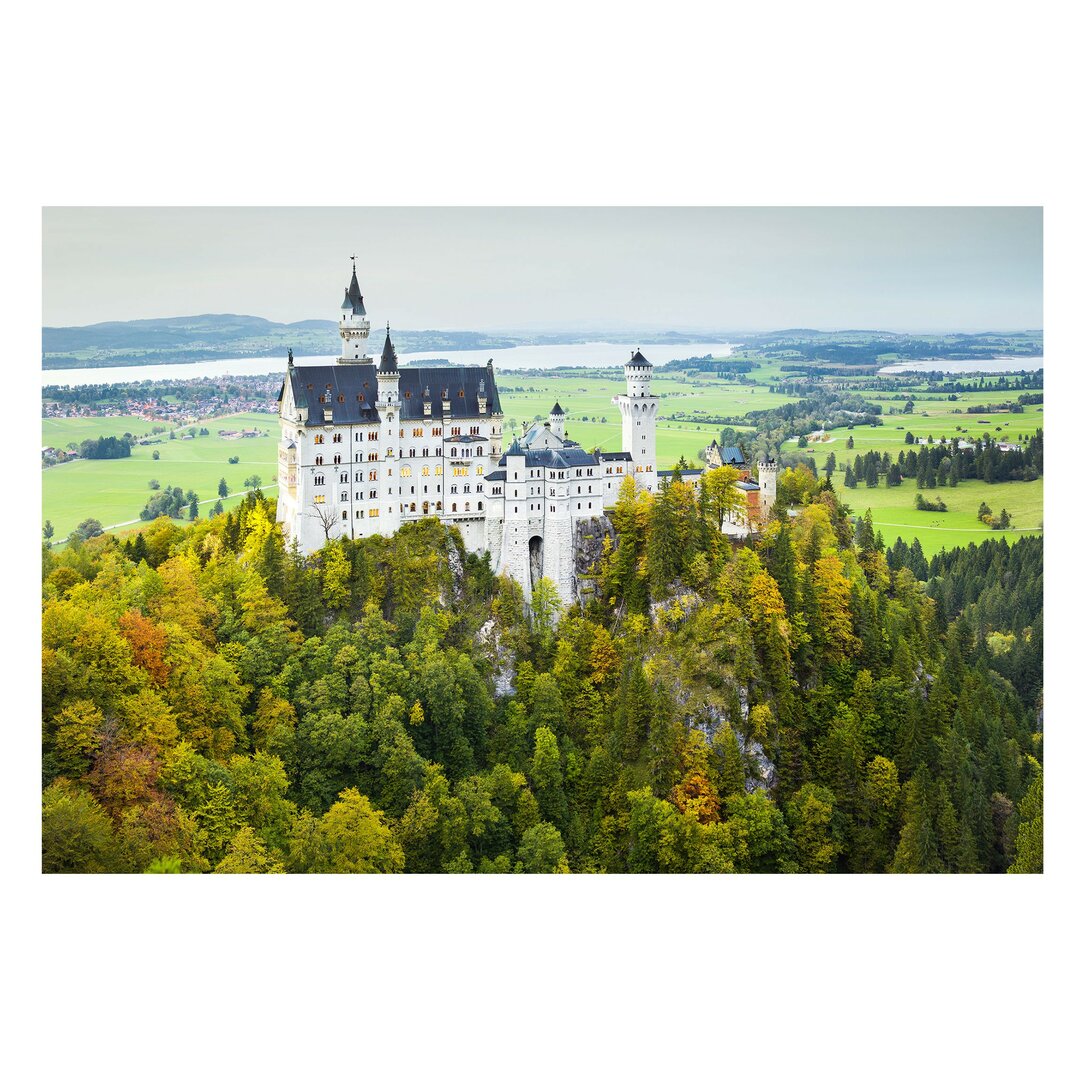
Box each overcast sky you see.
[42,207,1042,333]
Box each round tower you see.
[757,457,779,519]
[549,401,565,441]
[376,325,402,535]
[339,257,371,363]
[613,349,658,488]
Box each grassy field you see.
[43,412,279,540]
[840,477,1042,552]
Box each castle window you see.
[369,470,377,481]
[340,491,349,501]
[452,503,457,513]
[465,502,470,511]
[369,508,379,518]
[422,466,430,477]
[338,395,345,403]
[334,454,341,465]
[356,510,362,517]
[315,455,323,466]
[458,390,465,398]
[333,433,342,443]
[404,391,411,399]
[314,494,325,504]
[314,435,324,445]
[340,472,348,483]
[314,474,325,486]
[410,448,416,457]
[357,394,365,402]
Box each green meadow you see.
[839,477,1042,553]
[43,412,279,540]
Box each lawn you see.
[42,412,280,540]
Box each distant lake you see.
[878,356,1044,375]
[41,342,737,388]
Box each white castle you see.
[277,263,774,606]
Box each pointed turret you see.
[344,265,366,316]
[339,257,371,363]
[380,323,398,372]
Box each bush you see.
[228,456,240,465]
[914,493,947,512]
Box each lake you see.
[878,356,1044,375]
[41,341,737,388]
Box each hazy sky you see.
[42,207,1042,333]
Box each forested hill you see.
[41,316,521,369]
[41,477,1042,873]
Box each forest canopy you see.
[41,477,1043,874]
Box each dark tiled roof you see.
[485,469,507,482]
[736,480,759,491]
[550,402,564,415]
[498,445,602,469]
[343,268,366,315]
[718,446,746,465]
[660,468,703,477]
[380,328,398,372]
[598,451,633,461]
[283,362,502,426]
[627,349,653,369]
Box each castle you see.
[277,263,776,606]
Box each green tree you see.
[516,822,570,873]
[214,826,286,873]
[218,478,229,499]
[314,788,405,873]
[42,782,122,873]
[1009,758,1042,873]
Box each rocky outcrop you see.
[573,516,616,605]
[476,617,516,698]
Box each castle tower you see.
[376,325,402,535]
[339,258,371,363]
[757,457,779,520]
[549,402,565,441]
[613,349,658,489]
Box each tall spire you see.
[344,260,365,316]
[379,323,398,372]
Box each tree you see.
[188,495,199,520]
[1009,759,1042,873]
[218,478,229,499]
[152,450,160,460]
[787,783,840,872]
[42,782,121,873]
[244,475,262,490]
[214,826,286,873]
[846,435,855,449]
[516,822,570,873]
[701,464,747,531]
[313,788,404,873]
[43,520,54,542]
[73,518,104,541]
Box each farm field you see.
[42,412,279,540]
[840,477,1042,552]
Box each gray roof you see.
[660,468,703,477]
[485,469,507,482]
[550,402,564,415]
[498,445,601,470]
[380,328,398,373]
[627,349,653,369]
[343,268,366,316]
[283,362,502,426]
[717,446,746,466]
[598,451,633,461]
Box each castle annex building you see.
[277,264,774,606]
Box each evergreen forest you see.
[41,474,1043,873]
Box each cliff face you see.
[573,516,616,606]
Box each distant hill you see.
[41,315,522,369]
